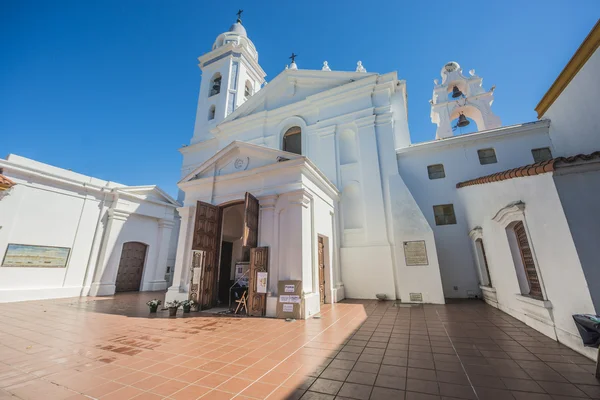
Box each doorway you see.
[115,242,147,292]
[191,193,260,310]
[318,236,326,305]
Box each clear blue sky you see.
[1,1,598,197]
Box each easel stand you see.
[235,291,247,315]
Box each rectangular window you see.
[531,147,553,163]
[478,148,497,165]
[427,164,445,179]
[433,204,457,226]
[513,221,543,300]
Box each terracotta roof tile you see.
[456,151,600,189]
[0,174,16,189]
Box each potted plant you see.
[181,300,195,313]
[165,300,180,317]
[146,299,162,313]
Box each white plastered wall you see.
[457,174,597,359]
[0,155,178,302]
[397,122,553,298]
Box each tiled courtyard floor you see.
[0,293,598,400]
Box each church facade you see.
[165,16,600,360]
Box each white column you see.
[258,195,278,292]
[166,206,195,302]
[145,218,174,291]
[89,208,130,296]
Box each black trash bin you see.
[572,314,600,379]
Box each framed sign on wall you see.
[2,244,71,268]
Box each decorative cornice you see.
[158,218,175,229]
[288,190,312,208]
[258,194,278,210]
[396,120,550,155]
[108,208,131,222]
[535,20,600,118]
[355,115,376,129]
[492,201,525,226]
[468,227,483,240]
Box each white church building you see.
[1,14,598,358]
[161,16,599,356]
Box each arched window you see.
[244,81,253,100]
[210,74,222,96]
[283,126,301,155]
[208,105,216,121]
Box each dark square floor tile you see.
[337,382,372,400]
[409,352,434,361]
[434,361,462,372]
[473,387,516,400]
[408,359,435,370]
[321,367,350,382]
[346,371,376,386]
[366,342,388,350]
[510,392,551,400]
[500,377,545,393]
[435,371,469,386]
[329,360,356,371]
[378,365,406,378]
[301,391,336,400]
[407,368,436,381]
[383,357,408,367]
[310,378,343,395]
[577,384,600,398]
[359,354,383,364]
[406,378,439,395]
[342,346,364,354]
[369,386,404,400]
[404,391,441,400]
[375,374,406,390]
[468,374,506,389]
[362,348,385,356]
[438,382,476,399]
[536,381,586,397]
[336,352,360,362]
[352,362,380,374]
[525,369,567,382]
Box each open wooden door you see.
[190,201,221,309]
[247,247,268,316]
[242,192,259,261]
[318,237,326,305]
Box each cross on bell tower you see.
[236,9,243,23]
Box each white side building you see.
[0,155,180,302]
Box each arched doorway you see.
[115,242,148,292]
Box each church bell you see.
[457,113,470,127]
[451,86,464,98]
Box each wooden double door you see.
[190,192,267,315]
[115,242,147,292]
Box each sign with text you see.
[403,240,428,266]
[256,271,268,293]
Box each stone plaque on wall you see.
[403,240,428,266]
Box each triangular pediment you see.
[180,141,303,183]
[117,186,180,206]
[221,69,377,124]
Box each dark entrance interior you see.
[217,241,234,305]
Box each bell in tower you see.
[430,62,501,140]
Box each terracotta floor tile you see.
[151,379,189,396]
[101,385,145,399]
[170,384,212,400]
[197,373,231,388]
[200,389,235,399]
[132,375,170,390]
[240,381,278,399]
[83,380,126,398]
[217,377,253,393]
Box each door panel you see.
[247,247,268,317]
[191,201,222,309]
[115,242,147,292]
[242,192,259,261]
[318,237,325,305]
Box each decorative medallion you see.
[233,157,250,171]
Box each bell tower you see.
[430,62,501,140]
[191,11,266,144]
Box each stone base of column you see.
[165,286,189,303]
[89,282,116,297]
[141,280,168,292]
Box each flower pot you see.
[149,305,158,313]
[183,305,191,313]
[168,307,178,317]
